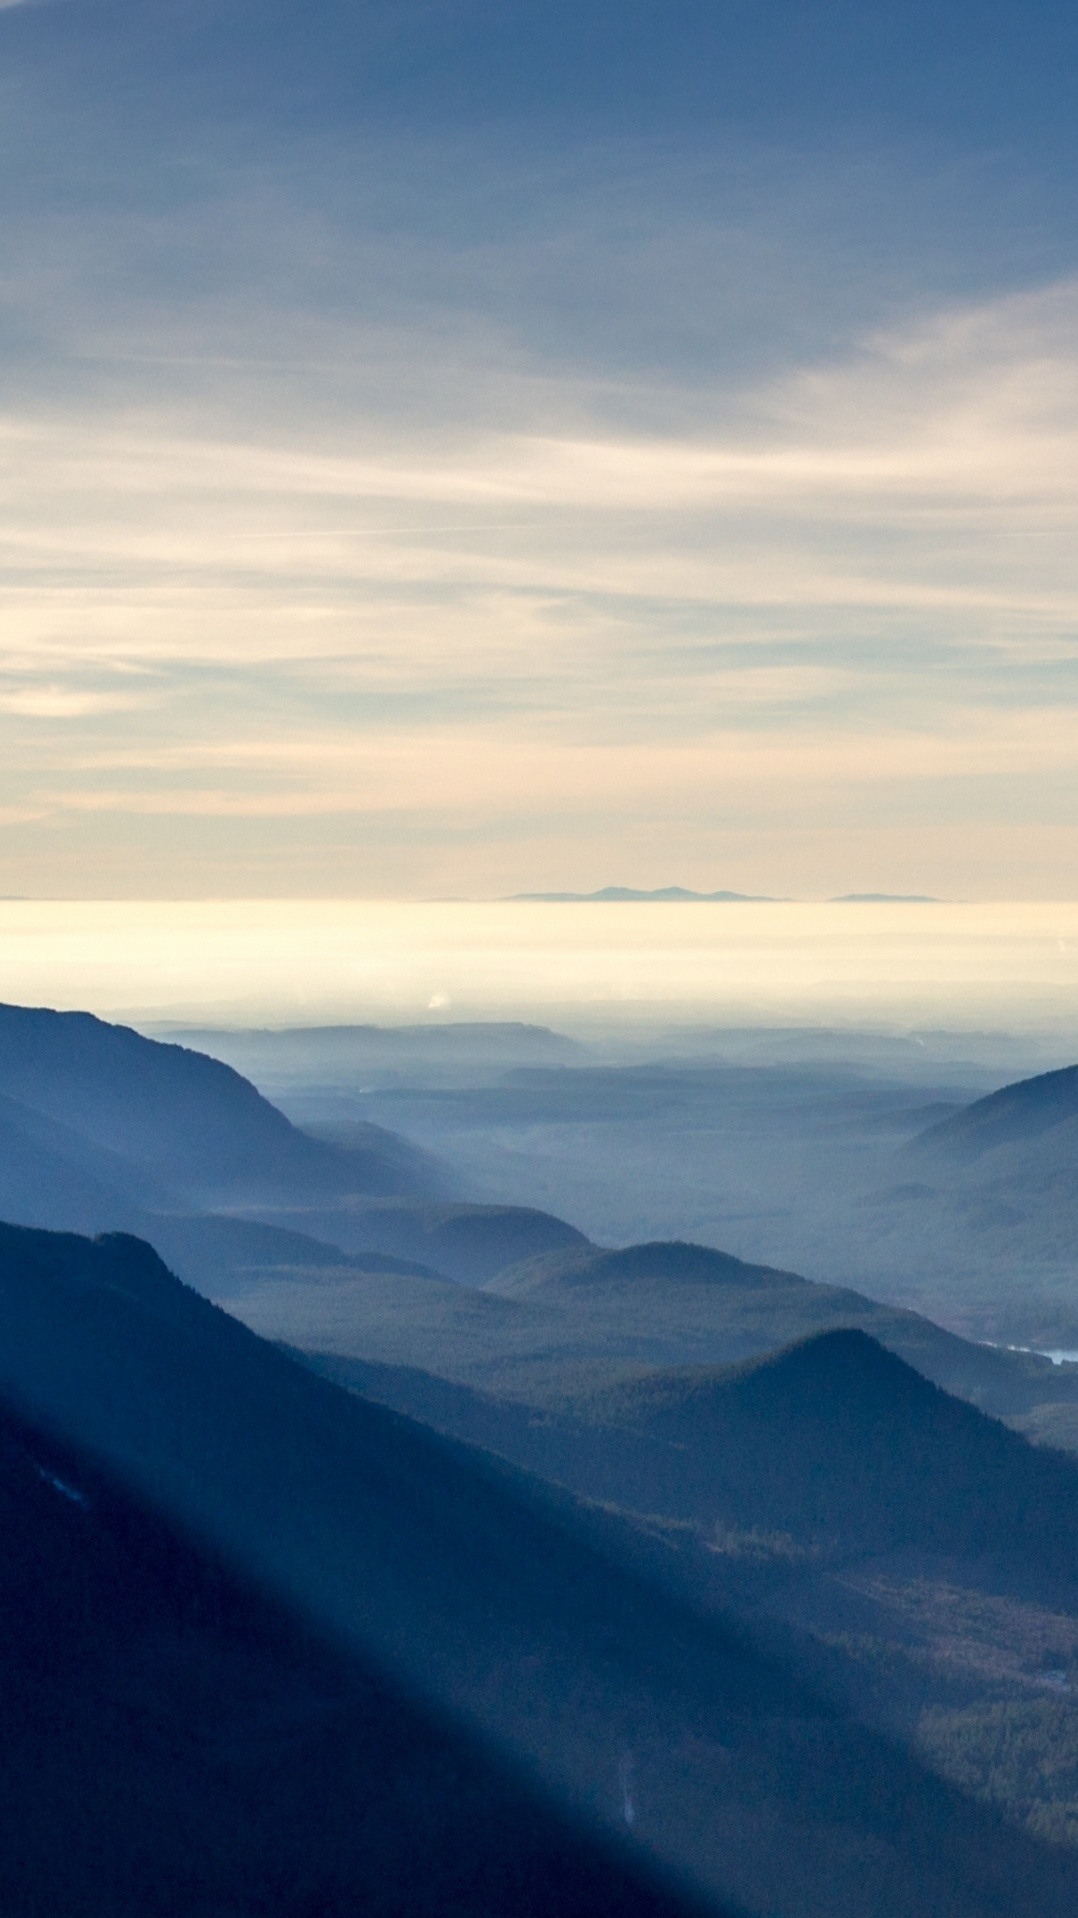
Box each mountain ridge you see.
[487,1239,801,1296]
[0,1217,1071,1918]
[310,1327,1078,1574]
[0,1384,717,1918]
[510,887,778,902]
[0,1002,446,1209]
[911,1061,1078,1163]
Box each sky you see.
[2,0,1078,900]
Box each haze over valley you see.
[6,0,1078,1905]
[3,991,1078,1908]
[168,1005,1078,1350]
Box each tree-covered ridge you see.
[0,1390,717,1918]
[0,1219,1073,1918]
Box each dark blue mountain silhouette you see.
[0,1219,1072,1918]
[0,1390,718,1918]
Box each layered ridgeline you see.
[9,999,1078,1446]
[0,1002,586,1295]
[842,1061,1078,1350]
[311,1325,1078,1574]
[307,1042,1078,1357]
[0,1002,445,1217]
[0,1394,714,1918]
[232,1236,1078,1439]
[152,1199,589,1300]
[0,1222,1073,1918]
[212,1195,591,1282]
[303,1322,1078,1851]
[166,1017,587,1093]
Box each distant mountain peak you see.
[735,1324,933,1396]
[596,1328,931,1422]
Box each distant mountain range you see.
[163,1019,586,1096]
[7,995,1078,1408]
[510,886,779,901]
[508,888,943,902]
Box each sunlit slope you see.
[0,1220,1072,1918]
[0,1394,716,1918]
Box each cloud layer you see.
[1,1,1077,897]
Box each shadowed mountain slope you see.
[0,1221,1073,1918]
[912,1063,1078,1164]
[307,1329,1078,1573]
[0,1010,584,1297]
[0,1090,167,1235]
[0,1393,717,1918]
[575,1331,1078,1564]
[0,1002,446,1209]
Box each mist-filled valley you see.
[172,1013,1078,1348]
[7,0,1078,1895]
[5,999,1078,1910]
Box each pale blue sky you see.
[1,0,1077,897]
